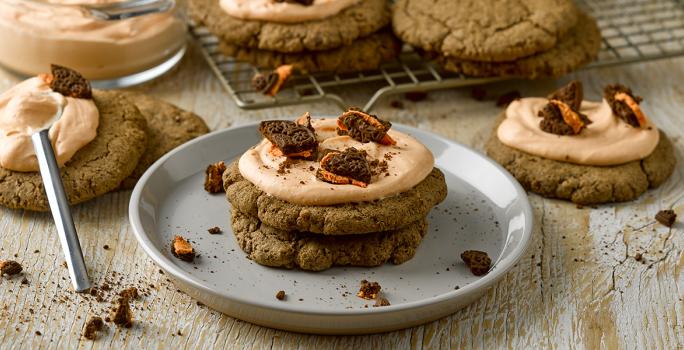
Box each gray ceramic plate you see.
[129,122,533,335]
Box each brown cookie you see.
[118,93,210,190]
[486,114,676,205]
[230,209,428,271]
[432,11,601,79]
[190,0,389,53]
[0,90,147,211]
[223,160,447,235]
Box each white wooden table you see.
[0,39,682,349]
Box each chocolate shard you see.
[548,80,583,110]
[316,147,371,185]
[604,84,645,127]
[49,64,92,99]
[337,108,395,145]
[259,119,317,160]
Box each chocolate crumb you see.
[275,290,286,300]
[470,87,487,101]
[103,245,109,250]
[405,91,428,102]
[357,280,381,300]
[461,250,491,276]
[0,260,22,276]
[655,209,677,227]
[111,297,133,328]
[35,331,41,336]
[207,226,222,234]
[389,100,404,109]
[496,91,521,107]
[21,278,29,285]
[83,316,104,340]
[635,253,643,262]
[373,297,391,307]
[204,161,227,193]
[119,287,139,300]
[171,236,195,262]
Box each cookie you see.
[393,0,578,62]
[0,90,147,211]
[432,11,601,79]
[218,30,401,74]
[190,0,389,53]
[486,114,676,204]
[118,93,210,190]
[223,160,447,235]
[230,209,428,271]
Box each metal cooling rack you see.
[190,0,684,111]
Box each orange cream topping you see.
[220,0,360,23]
[497,98,660,166]
[0,76,99,172]
[238,118,434,205]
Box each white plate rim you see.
[128,121,534,317]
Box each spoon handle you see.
[31,130,91,293]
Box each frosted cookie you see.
[0,67,146,211]
[485,81,676,204]
[231,210,427,271]
[393,0,579,62]
[119,93,210,190]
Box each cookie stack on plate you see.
[393,0,602,78]
[222,111,447,271]
[189,0,402,73]
[0,65,209,211]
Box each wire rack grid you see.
[190,0,684,112]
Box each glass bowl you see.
[0,0,187,88]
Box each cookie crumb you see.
[111,297,133,328]
[207,226,222,234]
[405,91,428,102]
[119,287,139,300]
[461,250,491,276]
[83,316,104,340]
[470,87,487,101]
[496,91,521,107]
[275,290,286,300]
[35,331,41,336]
[634,253,643,262]
[171,236,195,262]
[46,64,92,99]
[389,100,404,109]
[357,280,381,300]
[103,245,110,250]
[373,297,391,307]
[0,260,22,276]
[655,209,676,227]
[204,161,227,193]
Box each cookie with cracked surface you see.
[230,209,428,271]
[485,114,676,205]
[0,90,147,211]
[431,11,601,79]
[118,93,210,190]
[189,0,389,53]
[218,30,402,74]
[223,160,447,235]
[393,0,578,62]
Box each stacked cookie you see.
[0,65,209,211]
[222,111,447,271]
[393,0,602,78]
[190,0,402,73]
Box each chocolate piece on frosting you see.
[251,65,293,96]
[604,84,647,128]
[548,80,583,110]
[48,64,92,99]
[337,108,396,145]
[259,119,317,160]
[538,81,591,136]
[274,0,314,5]
[316,147,371,187]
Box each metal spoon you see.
[31,93,91,293]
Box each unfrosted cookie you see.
[119,93,210,190]
[231,209,428,271]
[190,0,389,53]
[486,115,676,205]
[0,90,147,211]
[393,0,578,62]
[218,30,401,74]
[433,11,601,78]
[223,160,447,235]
